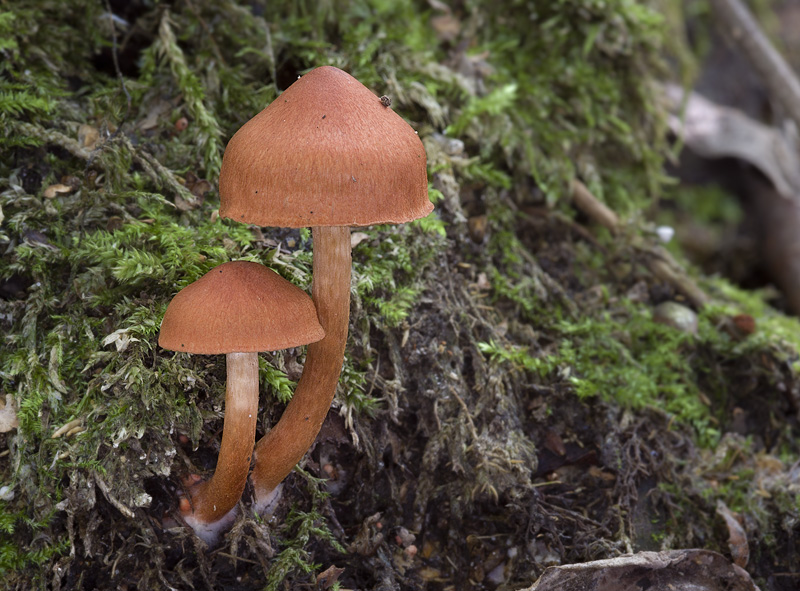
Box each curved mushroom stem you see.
[251,225,350,511]
[180,351,259,541]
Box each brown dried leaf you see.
[173,192,198,212]
[430,14,460,41]
[316,565,345,590]
[189,179,212,199]
[351,232,370,248]
[137,99,172,131]
[716,500,749,568]
[43,184,74,199]
[0,394,18,433]
[467,214,488,243]
[475,272,491,291]
[663,84,800,198]
[77,124,100,150]
[521,549,759,591]
[543,429,566,456]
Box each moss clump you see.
[482,303,717,445]
[2,0,799,589]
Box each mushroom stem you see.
[251,225,351,509]
[181,351,259,525]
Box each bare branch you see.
[709,0,800,132]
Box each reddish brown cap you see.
[218,66,432,228]
[159,261,324,354]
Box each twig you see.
[709,0,800,131]
[571,180,620,233]
[102,0,132,130]
[119,135,195,205]
[569,179,709,308]
[93,472,135,519]
[12,121,88,160]
[184,0,226,66]
[646,248,709,308]
[214,552,260,566]
[450,386,479,442]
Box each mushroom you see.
[218,66,432,511]
[159,260,324,542]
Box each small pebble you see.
[653,301,698,334]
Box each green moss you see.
[703,278,800,358]
[5,0,795,587]
[0,503,68,578]
[480,300,720,446]
[665,185,743,228]
[263,470,346,591]
[352,222,443,329]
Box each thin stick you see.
[570,179,709,308]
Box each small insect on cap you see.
[159,261,324,355]
[219,66,432,228]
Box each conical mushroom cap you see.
[159,261,324,355]
[218,66,432,228]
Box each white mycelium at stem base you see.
[179,351,258,541]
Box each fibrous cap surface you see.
[159,261,324,354]
[219,66,432,228]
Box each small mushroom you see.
[158,261,323,543]
[218,66,432,511]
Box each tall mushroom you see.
[159,261,324,542]
[218,66,432,511]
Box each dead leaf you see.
[418,566,446,582]
[663,84,800,198]
[431,14,460,41]
[184,172,212,199]
[521,549,760,591]
[588,465,617,482]
[351,232,370,248]
[468,214,488,242]
[78,124,100,150]
[0,395,18,433]
[716,501,749,568]
[137,99,172,131]
[106,216,124,232]
[316,565,345,590]
[475,272,491,291]
[189,178,212,199]
[543,429,566,456]
[43,184,74,199]
[173,192,198,212]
